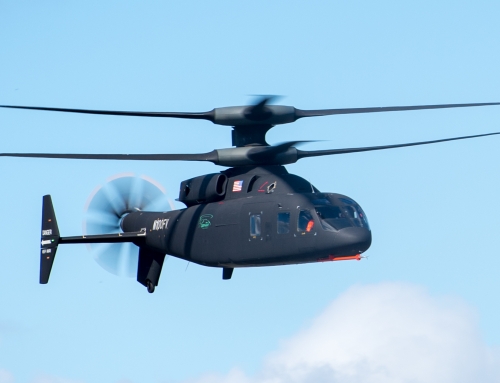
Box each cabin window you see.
[298,210,314,232]
[277,212,290,234]
[250,214,261,237]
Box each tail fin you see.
[137,247,166,293]
[40,195,60,284]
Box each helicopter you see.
[1,98,500,293]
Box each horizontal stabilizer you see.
[59,230,146,244]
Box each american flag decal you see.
[232,180,243,192]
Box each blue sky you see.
[1,2,500,382]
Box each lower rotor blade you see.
[295,102,500,118]
[247,140,314,161]
[0,151,218,162]
[297,132,500,159]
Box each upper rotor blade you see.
[244,96,281,121]
[0,151,218,162]
[295,102,500,118]
[0,105,215,121]
[297,132,500,159]
[251,95,278,109]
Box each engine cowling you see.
[178,173,228,207]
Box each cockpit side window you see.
[313,195,370,231]
[315,206,351,231]
[298,210,315,232]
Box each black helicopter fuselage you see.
[121,166,372,268]
[39,165,371,293]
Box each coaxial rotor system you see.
[1,96,500,167]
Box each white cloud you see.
[0,370,14,383]
[182,369,252,383]
[0,370,87,383]
[31,374,86,383]
[186,282,500,383]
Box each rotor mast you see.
[231,124,273,147]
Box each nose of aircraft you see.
[334,227,372,255]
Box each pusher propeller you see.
[83,174,172,277]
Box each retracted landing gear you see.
[146,279,155,294]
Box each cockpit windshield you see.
[312,194,370,231]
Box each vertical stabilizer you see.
[40,195,60,284]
